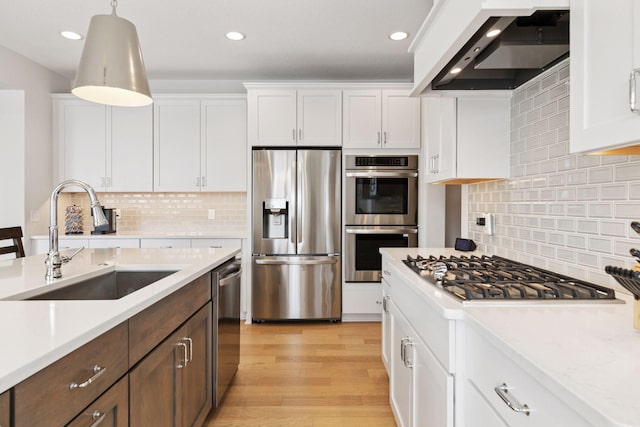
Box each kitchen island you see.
[0,246,239,395]
[381,247,640,427]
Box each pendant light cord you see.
[111,0,118,15]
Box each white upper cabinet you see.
[54,96,152,192]
[247,87,341,146]
[423,96,509,184]
[201,98,247,192]
[154,96,247,192]
[153,98,202,191]
[343,89,420,149]
[570,0,640,154]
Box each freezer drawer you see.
[252,255,341,321]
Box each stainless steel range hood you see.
[409,0,570,95]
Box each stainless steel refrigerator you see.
[252,148,341,321]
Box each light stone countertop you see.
[0,247,239,393]
[30,232,248,239]
[380,247,639,427]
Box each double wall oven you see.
[345,155,418,282]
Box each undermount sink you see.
[27,271,176,300]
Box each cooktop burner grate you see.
[403,254,616,301]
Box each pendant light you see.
[72,0,152,107]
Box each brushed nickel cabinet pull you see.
[495,383,530,416]
[630,68,640,113]
[183,337,193,362]
[176,341,188,368]
[69,365,106,390]
[377,131,381,144]
[89,411,106,427]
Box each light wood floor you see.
[204,322,397,427]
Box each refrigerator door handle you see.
[254,257,339,266]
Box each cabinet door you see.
[202,98,247,191]
[179,304,212,427]
[56,99,107,190]
[389,302,412,427]
[248,90,297,146]
[343,90,382,148]
[570,0,640,153]
[381,278,391,374]
[456,97,509,180]
[0,390,9,427]
[424,97,456,183]
[153,98,201,191]
[129,328,180,427]
[382,90,420,149]
[109,105,153,191]
[413,338,454,427]
[67,375,129,427]
[297,90,342,146]
[465,380,509,427]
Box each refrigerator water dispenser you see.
[263,199,288,239]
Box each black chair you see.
[0,226,26,258]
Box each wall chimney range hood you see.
[432,11,569,90]
[409,0,570,96]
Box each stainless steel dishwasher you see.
[212,257,242,406]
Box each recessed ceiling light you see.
[486,28,501,38]
[450,67,463,75]
[60,30,83,40]
[389,31,409,41]
[225,32,245,41]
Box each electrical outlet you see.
[208,209,216,220]
[484,213,495,235]
[30,209,40,222]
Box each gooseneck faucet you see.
[45,179,108,280]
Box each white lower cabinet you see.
[381,276,391,373]
[390,301,454,427]
[88,238,139,249]
[342,282,382,320]
[464,325,595,427]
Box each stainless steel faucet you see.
[45,179,108,280]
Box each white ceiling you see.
[0,0,431,82]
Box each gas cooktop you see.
[403,254,618,302]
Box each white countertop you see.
[381,247,640,427]
[31,232,248,239]
[0,247,239,393]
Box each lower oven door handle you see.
[345,171,418,178]
[345,228,418,235]
[255,257,338,266]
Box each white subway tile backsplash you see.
[600,220,628,237]
[588,167,614,183]
[588,237,612,253]
[600,184,627,200]
[615,162,640,181]
[466,59,640,288]
[614,202,640,218]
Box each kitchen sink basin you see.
[27,271,177,300]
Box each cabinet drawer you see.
[191,238,241,249]
[140,238,191,248]
[343,282,382,314]
[67,375,128,427]
[129,272,211,366]
[14,322,128,427]
[391,263,455,372]
[89,238,140,249]
[466,326,593,427]
[0,390,9,427]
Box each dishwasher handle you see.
[219,269,242,287]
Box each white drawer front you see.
[88,238,139,249]
[390,263,455,372]
[140,238,191,248]
[191,238,241,249]
[465,326,593,427]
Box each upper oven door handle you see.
[345,227,418,235]
[345,171,418,178]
